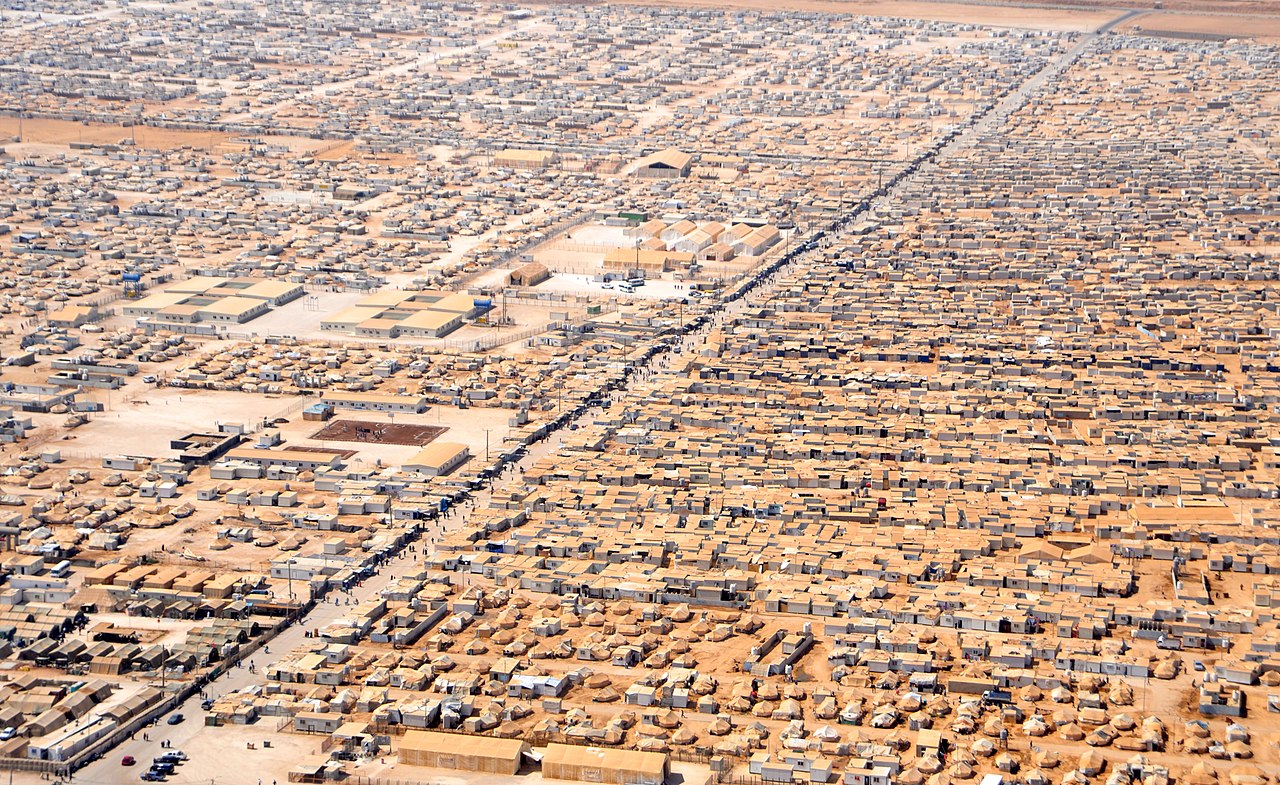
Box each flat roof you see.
[402,309,461,329]
[355,290,416,308]
[321,305,372,326]
[129,291,190,310]
[400,730,528,758]
[543,743,666,776]
[404,441,469,468]
[225,447,344,463]
[212,279,302,299]
[320,391,429,404]
[166,277,229,295]
[198,295,264,316]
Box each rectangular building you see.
[541,744,668,785]
[403,442,470,477]
[399,731,529,774]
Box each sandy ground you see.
[49,386,307,460]
[297,405,518,468]
[48,384,519,469]
[0,117,354,154]
[0,117,231,151]
[1118,11,1280,39]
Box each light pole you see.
[286,558,297,600]
[483,428,490,462]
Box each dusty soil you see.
[0,117,230,150]
[311,419,449,447]
[1118,11,1280,39]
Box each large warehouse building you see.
[399,731,530,774]
[541,744,668,785]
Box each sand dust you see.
[1118,11,1280,40]
[0,117,229,150]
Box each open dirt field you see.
[311,419,448,447]
[45,387,306,459]
[0,117,231,150]
[1118,11,1280,40]
[0,117,359,154]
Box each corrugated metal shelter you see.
[399,731,529,774]
[542,743,668,785]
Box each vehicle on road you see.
[140,772,165,782]
[122,756,136,766]
[165,713,183,726]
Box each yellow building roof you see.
[404,441,469,469]
[400,730,528,759]
[402,309,460,330]
[543,743,666,777]
[198,295,263,317]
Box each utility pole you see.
[483,428,490,462]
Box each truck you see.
[981,690,1012,706]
